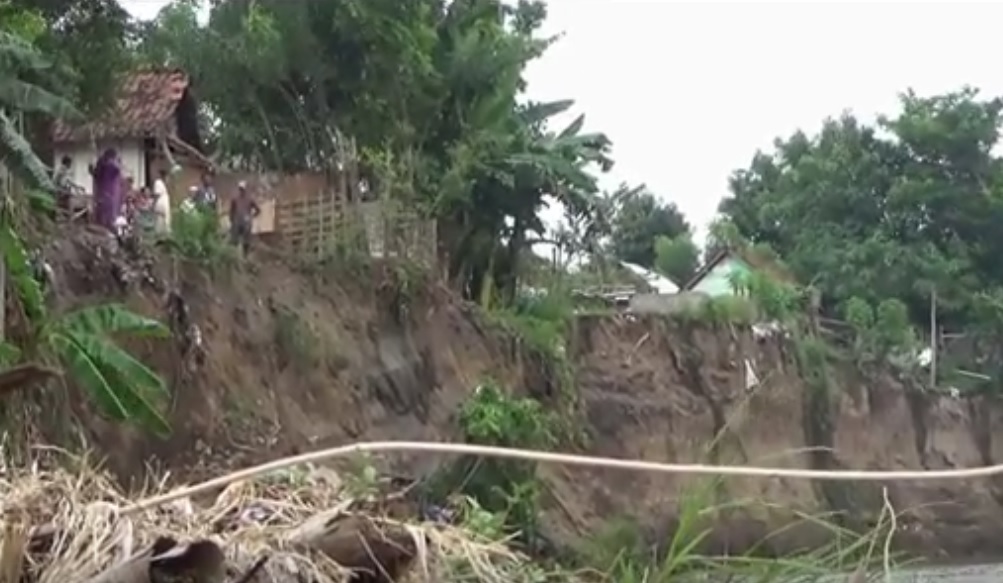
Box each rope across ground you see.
[3,440,963,582]
[124,440,1003,514]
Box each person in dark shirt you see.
[194,172,217,210]
[229,181,260,255]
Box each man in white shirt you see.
[152,168,172,234]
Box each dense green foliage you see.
[136,0,613,304]
[607,184,692,270]
[718,88,1003,334]
[428,381,556,545]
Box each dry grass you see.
[0,452,548,583]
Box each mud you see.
[12,227,1003,562]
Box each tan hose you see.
[122,440,1003,515]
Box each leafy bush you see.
[509,288,573,339]
[653,234,699,285]
[672,295,756,326]
[841,296,917,362]
[673,270,800,327]
[734,271,801,323]
[428,381,556,543]
[166,206,234,266]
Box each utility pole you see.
[930,288,938,389]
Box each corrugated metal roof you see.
[619,261,679,294]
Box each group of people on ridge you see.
[53,148,261,254]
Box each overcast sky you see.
[121,0,1003,241]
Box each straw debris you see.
[0,458,556,583]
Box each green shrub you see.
[428,381,557,544]
[166,207,234,266]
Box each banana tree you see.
[0,216,172,435]
[495,99,612,301]
[0,29,80,191]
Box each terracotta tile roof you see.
[52,69,190,143]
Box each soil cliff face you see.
[17,229,1003,560]
[18,229,531,481]
[557,315,1003,559]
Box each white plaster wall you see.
[53,139,145,195]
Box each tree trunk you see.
[503,214,526,304]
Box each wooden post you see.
[930,288,938,389]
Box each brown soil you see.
[12,226,1003,561]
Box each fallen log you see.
[84,536,226,583]
[286,512,418,583]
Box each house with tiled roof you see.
[51,68,210,196]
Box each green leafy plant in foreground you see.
[0,214,172,435]
[429,381,557,545]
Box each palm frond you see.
[557,113,584,139]
[48,332,130,421]
[0,78,79,119]
[0,31,52,73]
[521,99,574,125]
[61,304,171,339]
[0,110,54,192]
[0,221,45,321]
[50,331,170,436]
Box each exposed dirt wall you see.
[15,229,529,483]
[557,315,1003,559]
[15,229,1003,560]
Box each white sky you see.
[122,0,1003,241]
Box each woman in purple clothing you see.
[91,148,122,231]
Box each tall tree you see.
[718,87,1003,329]
[609,185,690,269]
[2,0,136,113]
[138,0,614,302]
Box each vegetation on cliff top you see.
[8,0,1003,366]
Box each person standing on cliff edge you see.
[152,168,173,235]
[229,181,260,256]
[90,149,122,231]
